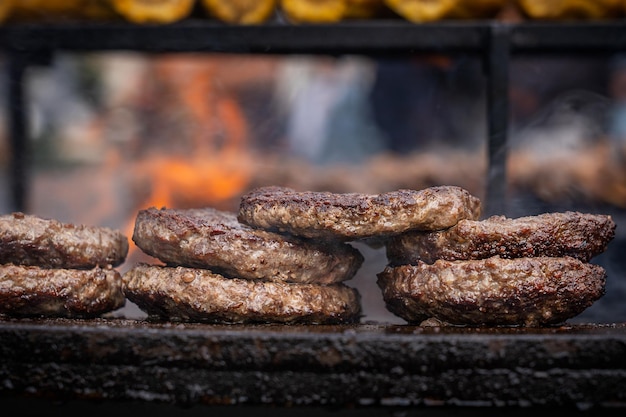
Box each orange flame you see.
[134,151,253,211]
[117,56,257,265]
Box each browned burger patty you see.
[237,185,482,241]
[0,212,129,269]
[386,211,616,265]
[0,264,125,318]
[377,256,606,326]
[123,264,362,324]
[132,207,364,284]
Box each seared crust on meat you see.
[387,212,616,265]
[123,264,362,324]
[0,264,125,318]
[237,186,482,241]
[0,212,129,269]
[377,257,606,326]
[132,207,363,284]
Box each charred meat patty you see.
[123,264,362,324]
[0,212,129,269]
[132,207,364,284]
[377,256,606,327]
[0,264,125,318]
[386,211,616,265]
[237,185,482,241]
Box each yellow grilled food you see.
[516,0,562,19]
[384,0,457,22]
[202,0,277,24]
[517,0,622,20]
[562,0,623,19]
[386,0,509,22]
[280,0,347,23]
[111,0,196,24]
[0,0,14,24]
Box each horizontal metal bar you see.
[0,20,490,54]
[3,20,626,55]
[511,21,626,53]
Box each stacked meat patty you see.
[237,184,614,327]
[232,185,483,323]
[125,207,364,324]
[379,211,616,326]
[126,185,482,324]
[0,212,127,318]
[1,184,614,327]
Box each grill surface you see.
[1,318,625,412]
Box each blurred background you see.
[1,0,625,324]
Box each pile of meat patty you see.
[380,210,616,326]
[0,184,614,327]
[125,185,482,324]
[0,212,128,318]
[236,184,615,327]
[125,206,364,324]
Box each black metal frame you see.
[1,20,626,215]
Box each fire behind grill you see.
[1,317,625,414]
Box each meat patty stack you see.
[125,207,364,324]
[0,212,128,318]
[126,184,614,327]
[232,185,482,322]
[380,211,616,326]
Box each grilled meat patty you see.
[386,211,616,265]
[377,256,606,326]
[0,212,129,269]
[132,207,364,284]
[237,185,482,241]
[0,264,125,318]
[123,264,362,324]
